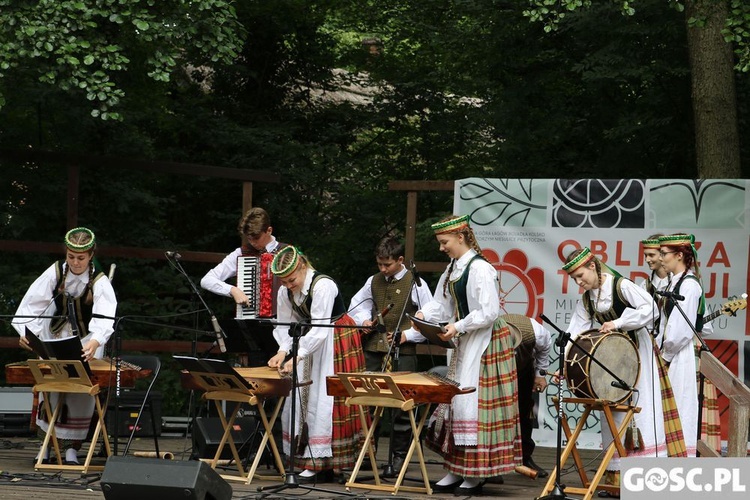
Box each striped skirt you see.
[426,318,523,478]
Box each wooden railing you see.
[699,352,750,457]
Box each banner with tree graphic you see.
[455,178,749,449]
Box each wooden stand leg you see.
[209,401,247,481]
[538,399,639,500]
[245,397,286,484]
[346,406,384,490]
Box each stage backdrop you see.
[453,178,749,450]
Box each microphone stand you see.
[379,277,418,480]
[257,319,355,499]
[536,315,580,500]
[167,253,227,357]
[659,293,710,455]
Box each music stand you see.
[219,318,278,355]
[174,356,288,484]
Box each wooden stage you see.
[0,434,602,499]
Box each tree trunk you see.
[685,0,741,178]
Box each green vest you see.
[365,272,417,354]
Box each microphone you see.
[410,260,422,287]
[655,290,685,301]
[165,251,182,260]
[211,315,226,353]
[611,380,638,392]
[374,303,394,334]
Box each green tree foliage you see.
[525,0,750,72]
[0,0,246,120]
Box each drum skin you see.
[564,329,640,403]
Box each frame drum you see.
[564,329,639,403]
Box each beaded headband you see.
[431,215,470,235]
[64,227,96,252]
[641,238,661,249]
[562,247,595,273]
[659,233,701,279]
[271,246,301,278]
[658,234,694,247]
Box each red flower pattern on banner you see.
[483,248,544,320]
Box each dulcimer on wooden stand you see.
[5,358,147,388]
[179,365,293,397]
[326,370,474,404]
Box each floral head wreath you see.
[64,227,96,252]
[658,233,701,278]
[641,238,661,249]
[271,246,301,278]
[431,214,470,235]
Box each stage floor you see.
[0,434,600,499]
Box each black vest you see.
[582,275,638,345]
[289,272,346,321]
[448,255,485,321]
[50,261,105,337]
[663,273,704,333]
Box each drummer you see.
[560,247,665,498]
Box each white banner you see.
[454,178,750,448]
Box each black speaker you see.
[192,416,257,459]
[100,456,232,500]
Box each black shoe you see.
[297,469,333,484]
[382,455,406,479]
[523,456,549,479]
[454,481,484,496]
[431,479,462,493]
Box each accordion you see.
[236,256,260,319]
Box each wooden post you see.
[727,395,750,457]
[242,181,253,214]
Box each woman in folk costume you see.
[640,235,670,295]
[13,227,117,465]
[657,233,706,457]
[414,214,521,495]
[267,246,365,482]
[638,236,691,459]
[562,247,665,497]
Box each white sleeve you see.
[348,276,375,325]
[418,269,454,324]
[273,287,293,354]
[88,276,118,347]
[662,279,702,363]
[532,320,552,376]
[613,279,659,332]
[12,264,58,337]
[200,248,242,297]
[297,277,338,359]
[453,261,499,334]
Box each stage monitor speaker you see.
[100,456,232,500]
[192,416,257,459]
